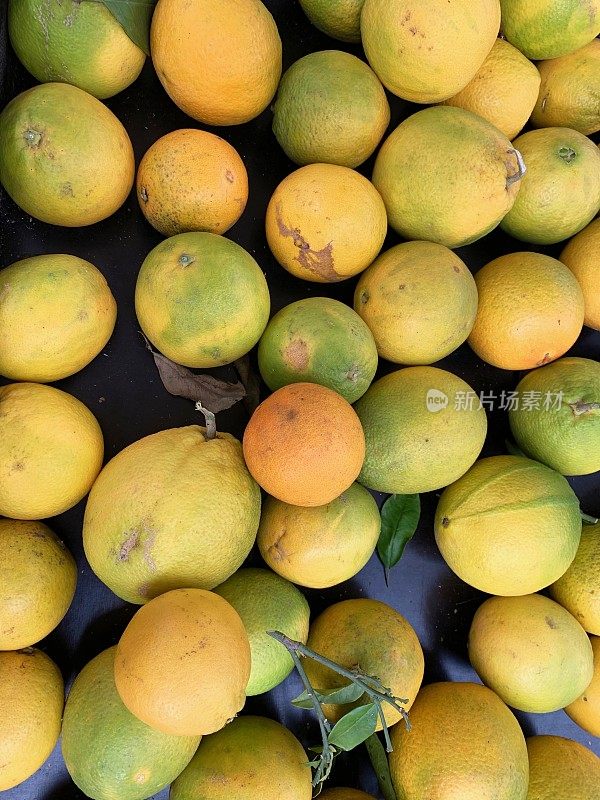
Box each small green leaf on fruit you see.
[365,733,398,800]
[377,494,420,572]
[98,0,157,55]
[292,682,365,709]
[327,703,379,751]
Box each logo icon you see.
[426,388,449,413]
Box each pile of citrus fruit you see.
[0,0,599,798]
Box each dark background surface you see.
[0,1,599,797]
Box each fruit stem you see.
[569,401,600,416]
[506,148,526,188]
[195,402,217,440]
[581,511,599,524]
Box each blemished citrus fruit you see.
[354,241,478,365]
[266,164,387,283]
[0,648,64,791]
[468,593,594,713]
[0,519,76,650]
[304,599,424,727]
[257,482,381,589]
[0,382,104,520]
[320,791,376,800]
[257,297,378,403]
[499,0,600,60]
[389,682,528,800]
[509,358,600,476]
[215,568,309,695]
[0,254,116,383]
[443,38,540,140]
[361,0,500,103]
[272,50,390,168]
[355,366,487,495]
[115,588,250,737]
[151,0,281,125]
[526,736,600,800]
[468,252,585,370]
[298,0,364,42]
[565,635,600,737]
[0,82,134,226]
[83,426,260,604]
[435,455,582,596]
[531,40,600,135]
[135,232,270,368]
[500,127,600,244]
[242,383,365,507]
[62,647,200,800]
[170,715,312,800]
[8,0,145,99]
[136,129,248,237]
[372,106,524,248]
[551,522,600,635]
[560,217,600,331]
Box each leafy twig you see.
[365,733,397,800]
[268,631,410,790]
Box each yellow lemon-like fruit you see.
[560,217,600,331]
[565,635,600,737]
[525,735,600,800]
[0,254,116,382]
[115,588,251,737]
[443,38,540,140]
[0,382,104,520]
[151,0,282,125]
[136,129,248,237]
[0,648,64,791]
[265,164,387,283]
[551,522,600,635]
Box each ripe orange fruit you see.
[565,634,600,736]
[526,735,600,800]
[151,0,282,125]
[115,588,250,737]
[560,217,600,331]
[136,130,248,237]
[468,252,584,370]
[242,383,365,507]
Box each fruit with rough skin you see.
[361,0,500,103]
[354,241,478,365]
[62,647,200,800]
[469,593,593,712]
[0,649,64,791]
[304,598,424,727]
[560,218,600,331]
[258,297,378,403]
[272,50,390,168]
[0,82,134,226]
[265,164,387,283]
[83,426,261,604]
[298,0,365,42]
[372,106,523,248]
[435,455,582,596]
[150,0,282,125]
[389,682,529,800]
[0,382,104,520]
[355,367,487,494]
[468,252,584,370]
[526,735,600,800]
[257,482,381,589]
[551,522,600,635]
[564,635,600,737]
[115,588,251,736]
[243,383,365,507]
[0,519,76,650]
[136,130,248,237]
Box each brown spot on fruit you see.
[545,616,558,629]
[225,170,234,183]
[284,338,309,371]
[275,203,340,281]
[442,516,450,527]
[536,353,551,366]
[118,529,139,562]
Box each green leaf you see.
[377,494,421,572]
[365,733,398,800]
[327,703,379,751]
[505,438,527,458]
[97,0,156,55]
[292,682,365,709]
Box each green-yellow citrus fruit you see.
[551,522,600,635]
[526,735,600,800]
[560,217,600,330]
[564,635,600,737]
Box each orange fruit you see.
[151,0,282,125]
[136,129,248,237]
[468,252,584,370]
[304,599,424,728]
[565,634,600,736]
[243,383,365,507]
[389,681,529,800]
[560,217,600,331]
[526,735,600,800]
[443,38,540,140]
[114,588,250,737]
[265,164,387,283]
